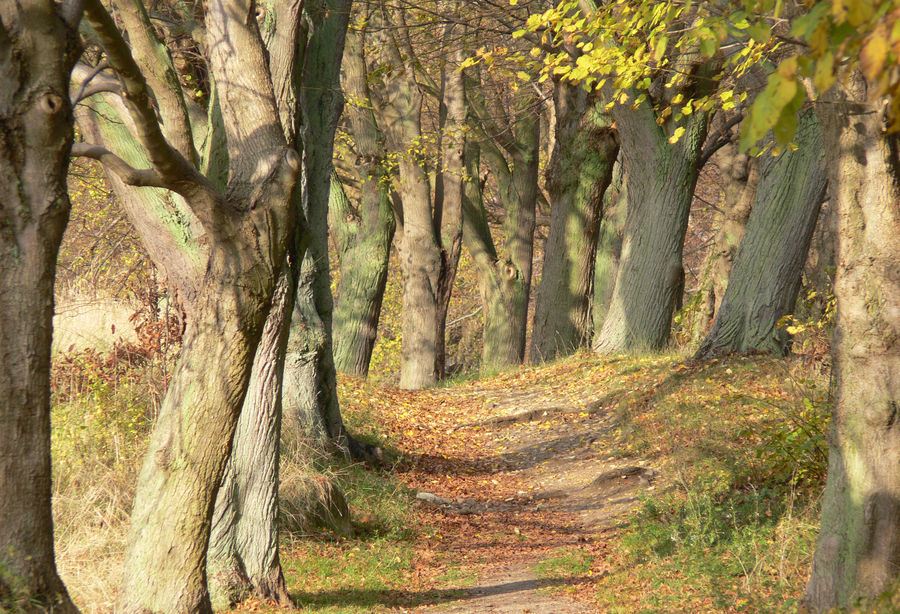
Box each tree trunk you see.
[460,123,538,373]
[208,271,295,609]
[283,0,360,452]
[696,109,826,359]
[332,27,395,378]
[375,21,443,390]
[331,173,395,377]
[686,141,759,343]
[591,160,626,332]
[531,83,618,364]
[464,77,540,370]
[0,3,80,610]
[805,75,900,612]
[593,101,708,353]
[72,0,304,608]
[433,38,466,380]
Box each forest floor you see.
[226,351,827,614]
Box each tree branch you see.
[73,61,114,104]
[700,112,743,167]
[72,142,169,189]
[81,0,222,220]
[110,0,198,165]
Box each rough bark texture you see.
[375,18,444,389]
[209,271,295,609]
[464,78,540,371]
[707,142,758,319]
[591,161,626,333]
[433,38,466,380]
[531,83,618,364]
[0,2,80,611]
[331,172,394,377]
[593,100,708,353]
[332,27,395,378]
[281,0,367,458]
[805,75,900,612]
[696,110,826,359]
[74,0,302,609]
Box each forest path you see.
[384,357,661,613]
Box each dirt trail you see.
[404,383,660,613]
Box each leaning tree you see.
[74,0,305,608]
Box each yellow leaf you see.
[860,25,889,83]
[668,126,686,144]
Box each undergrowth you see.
[588,355,830,613]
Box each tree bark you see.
[332,27,395,378]
[531,83,618,364]
[591,160,626,333]
[696,109,826,359]
[331,173,395,377]
[375,19,444,389]
[0,2,80,610]
[282,0,364,454]
[465,78,540,371]
[433,38,466,380]
[593,100,708,353]
[74,0,302,609]
[208,270,295,609]
[805,75,900,612]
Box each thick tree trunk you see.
[696,110,826,359]
[331,173,395,377]
[592,161,626,332]
[283,0,360,451]
[805,76,900,612]
[687,142,758,343]
[464,80,540,370]
[376,22,443,390]
[332,28,395,378]
[433,40,466,380]
[531,83,618,364]
[78,0,305,607]
[0,3,80,610]
[593,102,708,353]
[460,124,538,373]
[208,271,295,609]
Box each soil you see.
[394,377,660,613]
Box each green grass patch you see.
[535,548,594,579]
[588,354,829,613]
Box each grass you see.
[47,339,834,614]
[578,354,830,613]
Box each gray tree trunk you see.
[465,78,540,371]
[805,74,900,612]
[75,0,303,609]
[375,18,444,389]
[696,109,826,359]
[531,83,618,364]
[593,100,708,353]
[0,2,80,610]
[332,27,395,378]
[208,271,295,609]
[282,0,365,454]
[433,38,466,380]
[591,161,626,333]
[331,173,395,378]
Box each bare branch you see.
[110,0,198,165]
[81,0,221,216]
[72,142,169,189]
[73,61,113,104]
[700,112,743,167]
